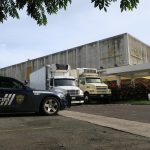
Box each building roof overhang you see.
[99,63,150,78]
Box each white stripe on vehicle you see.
[4,94,8,98]
[0,94,16,106]
[33,91,53,95]
[8,94,16,105]
[0,94,10,106]
[0,94,8,105]
[4,94,12,106]
[0,101,3,106]
[1,94,9,105]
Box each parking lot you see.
[0,104,150,150]
[69,104,150,123]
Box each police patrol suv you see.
[0,76,70,115]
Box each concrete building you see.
[0,33,150,82]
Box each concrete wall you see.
[0,33,149,82]
[99,34,129,68]
[128,34,150,65]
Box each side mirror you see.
[49,86,53,89]
[24,80,28,85]
[75,79,79,86]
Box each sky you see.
[0,0,150,68]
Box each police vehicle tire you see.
[40,97,60,115]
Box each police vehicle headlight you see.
[57,93,65,99]
[52,89,66,95]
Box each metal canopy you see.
[99,63,150,78]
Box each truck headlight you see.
[107,89,111,93]
[79,90,84,96]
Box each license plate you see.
[72,97,76,100]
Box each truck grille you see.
[67,90,79,96]
[96,86,107,93]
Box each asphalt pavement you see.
[60,110,150,138]
[0,104,150,150]
[69,104,150,123]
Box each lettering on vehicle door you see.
[0,94,16,106]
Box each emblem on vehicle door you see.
[16,95,25,104]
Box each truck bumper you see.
[70,96,84,104]
[90,94,111,100]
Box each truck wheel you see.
[40,97,60,115]
[84,93,90,104]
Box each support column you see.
[116,76,121,87]
[131,77,135,88]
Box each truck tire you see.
[40,97,60,115]
[84,92,90,104]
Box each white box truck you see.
[70,68,111,103]
[30,64,84,104]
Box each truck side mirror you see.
[81,81,85,85]
[49,86,53,89]
[50,78,54,86]
[75,79,79,86]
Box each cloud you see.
[0,46,51,68]
[0,0,150,68]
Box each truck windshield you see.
[54,79,76,86]
[86,78,102,83]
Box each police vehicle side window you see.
[11,80,24,89]
[0,79,11,88]
[0,78,24,89]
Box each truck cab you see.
[49,76,84,104]
[30,64,84,105]
[70,68,111,103]
[47,64,84,104]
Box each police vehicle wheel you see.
[84,93,90,104]
[41,97,60,115]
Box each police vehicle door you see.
[0,77,33,112]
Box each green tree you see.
[0,0,139,25]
